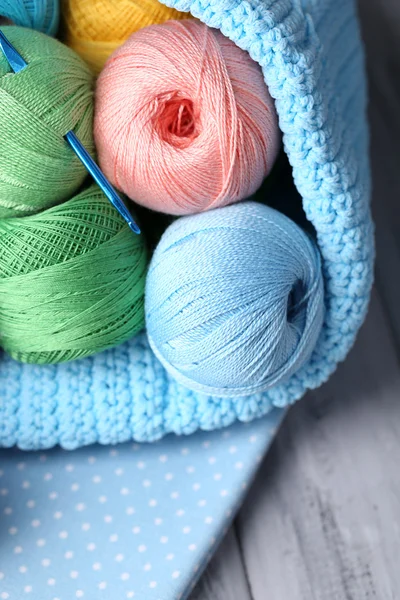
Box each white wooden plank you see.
[190,528,252,600]
[236,289,400,600]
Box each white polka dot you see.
[39,454,47,462]
[249,435,258,443]
[31,519,40,528]
[115,554,124,562]
[41,559,51,567]
[170,491,179,499]
[149,581,157,588]
[87,543,96,551]
[192,483,201,491]
[115,468,124,476]
[70,571,79,579]
[44,473,53,481]
[205,516,213,524]
[104,515,113,523]
[9,526,17,535]
[166,554,174,561]
[198,499,207,507]
[154,518,163,525]
[136,461,145,469]
[202,441,211,448]
[64,551,74,559]
[149,499,157,507]
[229,445,237,454]
[75,503,86,512]
[132,526,141,534]
[0,572,3,580]
[92,563,101,571]
[76,591,84,598]
[14,546,23,554]
[47,578,56,586]
[226,509,233,517]
[172,571,180,579]
[19,565,27,573]
[109,534,118,542]
[109,449,119,457]
[235,462,244,470]
[0,488,9,496]
[131,443,140,451]
[88,456,96,464]
[26,500,35,509]
[159,455,168,463]
[242,482,248,490]
[180,448,189,455]
[37,539,46,547]
[65,464,74,472]
[188,544,197,551]
[143,563,151,571]
[22,480,31,489]
[176,509,185,517]
[0,470,3,477]
[59,531,68,539]
[208,457,216,465]
[126,592,135,598]
[220,489,229,497]
[92,476,102,484]
[99,495,107,504]
[82,523,90,531]
[0,592,9,599]
[121,573,130,581]
[71,483,80,492]
[3,507,12,515]
[24,586,32,593]
[49,492,58,500]
[17,462,26,470]
[138,545,146,553]
[120,488,129,496]
[164,473,174,481]
[126,506,135,515]
[98,582,107,590]
[183,526,191,534]
[160,536,168,544]
[222,430,231,439]
[142,479,151,488]
[186,466,195,474]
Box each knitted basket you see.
[0,0,374,450]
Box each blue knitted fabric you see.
[0,0,374,450]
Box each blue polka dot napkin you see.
[0,410,284,600]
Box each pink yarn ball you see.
[94,20,280,215]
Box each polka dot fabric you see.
[0,412,284,599]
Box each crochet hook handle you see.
[0,29,140,235]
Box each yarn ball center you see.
[156,93,198,147]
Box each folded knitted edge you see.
[0,0,374,449]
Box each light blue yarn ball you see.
[0,0,59,35]
[146,202,325,397]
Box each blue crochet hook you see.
[0,30,140,235]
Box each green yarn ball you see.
[0,26,94,218]
[0,185,148,364]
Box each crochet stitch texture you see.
[0,0,374,449]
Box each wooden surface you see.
[191,0,400,598]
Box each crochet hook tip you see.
[0,29,27,73]
[65,131,141,235]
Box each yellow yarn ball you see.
[62,0,190,75]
